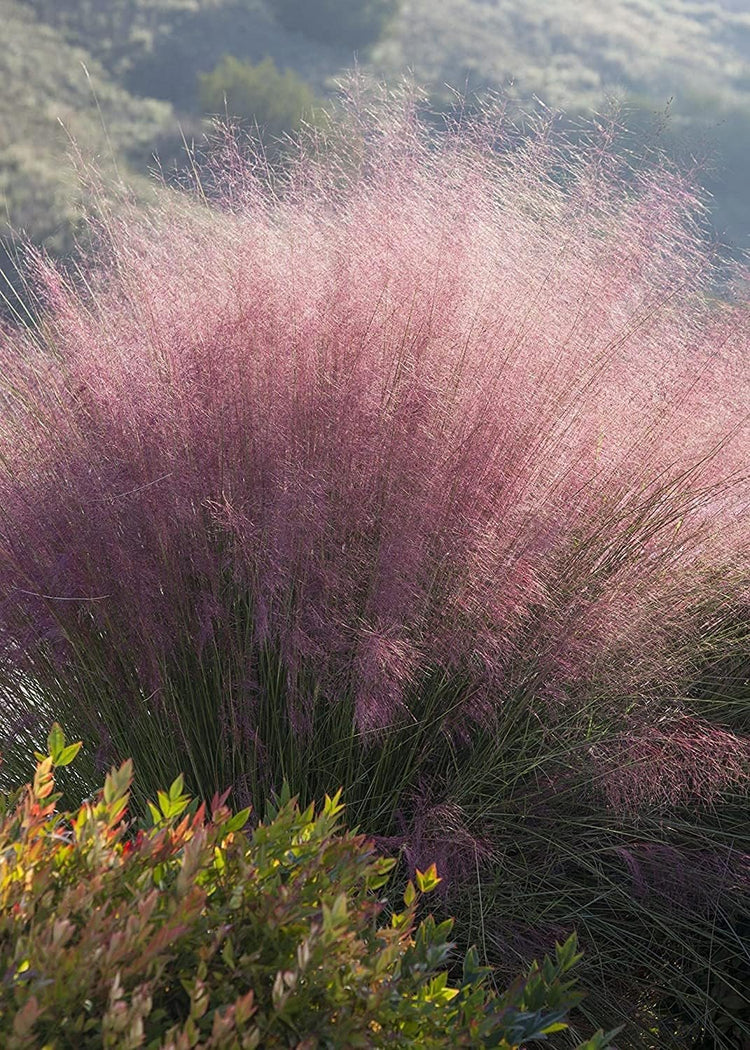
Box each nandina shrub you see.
[0,726,617,1049]
[0,83,748,1045]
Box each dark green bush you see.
[199,55,321,140]
[0,727,617,1049]
[269,0,399,51]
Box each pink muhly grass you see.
[0,84,747,815]
[1,85,749,1045]
[592,715,750,813]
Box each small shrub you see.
[199,56,321,140]
[0,727,616,1049]
[269,0,400,51]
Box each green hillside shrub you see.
[0,726,616,1049]
[199,55,320,139]
[269,0,399,51]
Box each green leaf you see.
[574,1026,624,1049]
[55,741,82,767]
[366,869,393,892]
[47,723,65,761]
[103,760,133,805]
[332,893,348,925]
[223,807,252,834]
[555,932,583,973]
[222,938,236,970]
[415,863,441,894]
[168,774,185,802]
[171,797,190,819]
[323,788,344,818]
[264,780,293,822]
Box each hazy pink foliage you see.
[0,86,748,799]
[595,716,750,811]
[613,841,750,910]
[376,796,495,895]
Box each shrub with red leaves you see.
[0,725,619,1048]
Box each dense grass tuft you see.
[0,84,748,1046]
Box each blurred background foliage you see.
[1,0,749,314]
[199,55,322,140]
[270,0,400,49]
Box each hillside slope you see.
[374,0,750,110]
[2,0,749,284]
[1,0,175,244]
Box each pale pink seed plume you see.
[595,717,750,812]
[0,87,747,812]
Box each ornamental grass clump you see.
[0,83,748,1045]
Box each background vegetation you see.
[199,55,321,140]
[271,0,400,50]
[2,0,750,313]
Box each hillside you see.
[1,0,749,303]
[373,0,750,110]
[372,0,750,249]
[0,0,178,310]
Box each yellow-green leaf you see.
[55,741,82,767]
[47,723,65,761]
[415,863,441,894]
